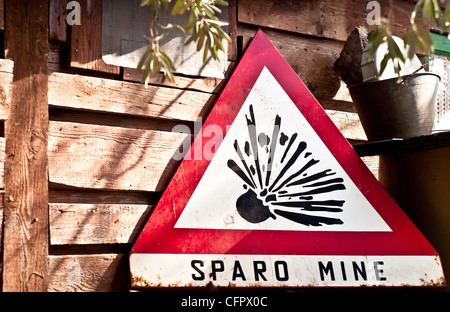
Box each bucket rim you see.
[348,72,441,89]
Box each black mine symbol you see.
[227,104,346,227]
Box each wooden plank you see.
[0,192,3,246]
[2,0,49,292]
[0,192,3,288]
[48,121,189,192]
[49,106,189,133]
[0,0,4,31]
[361,155,379,180]
[123,68,227,94]
[238,0,416,42]
[49,203,153,245]
[324,109,367,141]
[48,254,130,292]
[49,0,67,41]
[354,131,450,157]
[0,137,4,189]
[48,42,63,73]
[0,59,13,120]
[238,26,345,100]
[228,0,238,61]
[48,71,217,121]
[70,0,120,75]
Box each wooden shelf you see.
[353,131,450,157]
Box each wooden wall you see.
[0,0,418,291]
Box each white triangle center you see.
[175,67,391,232]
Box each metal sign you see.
[130,30,445,288]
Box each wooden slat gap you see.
[49,189,161,205]
[49,107,195,134]
[49,245,130,256]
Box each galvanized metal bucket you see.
[348,73,440,141]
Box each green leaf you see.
[205,18,228,27]
[366,25,388,60]
[203,40,210,63]
[196,30,205,51]
[172,0,188,15]
[388,35,406,63]
[215,0,228,7]
[184,31,199,46]
[137,47,152,71]
[212,23,231,42]
[161,51,176,71]
[445,4,450,29]
[379,53,390,76]
[423,0,434,23]
[431,0,442,26]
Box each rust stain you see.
[418,276,446,288]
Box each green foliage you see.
[138,0,231,84]
[367,0,450,77]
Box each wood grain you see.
[0,59,13,120]
[238,26,345,100]
[2,0,49,292]
[48,121,189,192]
[49,203,153,245]
[69,0,120,74]
[238,0,416,42]
[123,68,226,94]
[48,71,217,121]
[49,0,67,41]
[48,254,130,292]
[0,137,4,189]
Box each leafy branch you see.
[367,0,450,76]
[138,0,231,84]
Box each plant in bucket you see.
[335,0,450,141]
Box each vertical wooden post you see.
[2,0,49,291]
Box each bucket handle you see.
[400,63,428,84]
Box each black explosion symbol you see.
[227,104,346,227]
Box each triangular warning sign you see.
[130,30,445,288]
[175,66,390,232]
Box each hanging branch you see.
[367,0,450,77]
[138,0,231,85]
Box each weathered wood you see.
[0,0,4,31]
[48,42,63,73]
[0,191,3,288]
[48,72,217,121]
[3,0,49,292]
[48,254,130,292]
[0,59,13,120]
[49,0,67,41]
[324,109,367,141]
[334,26,369,86]
[238,0,416,42]
[228,0,238,62]
[361,155,380,179]
[49,107,189,133]
[123,68,228,94]
[49,203,153,245]
[0,192,3,245]
[0,137,4,189]
[354,131,450,157]
[238,26,344,100]
[48,121,189,192]
[70,0,120,75]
